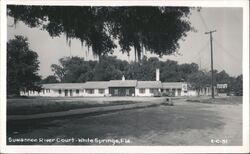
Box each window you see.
[126,89,130,95]
[46,89,50,93]
[98,89,105,94]
[150,88,157,93]
[43,89,45,94]
[86,89,94,94]
[76,89,79,94]
[139,88,145,94]
[177,89,181,96]
[114,89,118,95]
[59,90,62,94]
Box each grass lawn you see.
[7,98,138,115]
[186,96,242,104]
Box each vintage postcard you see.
[0,0,249,153]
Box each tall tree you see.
[160,60,180,82]
[178,63,199,81]
[187,71,210,96]
[51,55,203,83]
[7,35,41,96]
[8,6,193,61]
[93,56,123,81]
[51,57,97,83]
[215,70,230,84]
[231,74,243,96]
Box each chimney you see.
[122,75,125,81]
[156,68,160,81]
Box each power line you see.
[198,11,209,31]
[213,39,242,63]
[189,41,210,63]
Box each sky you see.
[7,7,243,78]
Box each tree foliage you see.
[233,75,243,96]
[7,35,41,95]
[51,55,199,82]
[49,55,242,95]
[187,70,243,96]
[41,75,59,84]
[7,6,193,60]
[187,71,211,95]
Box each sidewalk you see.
[7,98,170,121]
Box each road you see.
[7,97,242,146]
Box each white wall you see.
[135,88,161,97]
[21,89,83,97]
[28,90,40,96]
[218,93,227,97]
[135,88,152,96]
[20,86,202,97]
[181,91,189,96]
[39,89,58,97]
[187,90,198,96]
[82,89,109,97]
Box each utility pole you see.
[205,30,216,99]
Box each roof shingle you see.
[42,83,85,89]
[162,82,183,89]
[108,80,137,87]
[42,81,185,90]
[137,81,162,88]
[84,81,109,89]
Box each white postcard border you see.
[0,0,249,153]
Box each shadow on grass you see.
[7,100,138,115]
[7,103,165,135]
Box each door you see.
[125,89,130,96]
[65,89,68,96]
[69,89,73,96]
[177,89,181,96]
[114,89,118,96]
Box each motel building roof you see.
[162,82,184,89]
[42,80,186,90]
[42,83,85,90]
[83,81,109,89]
[109,80,138,88]
[137,81,162,89]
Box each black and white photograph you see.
[0,0,249,153]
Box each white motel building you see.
[20,69,215,97]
